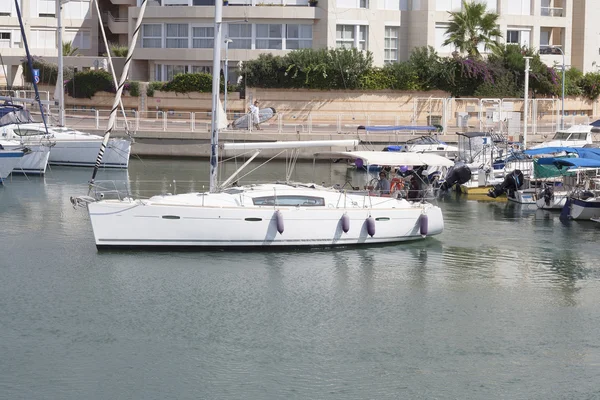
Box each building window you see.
[228,24,252,49]
[435,23,452,52]
[0,32,10,49]
[65,29,91,50]
[359,0,368,7]
[506,30,519,44]
[166,23,188,48]
[286,24,312,49]
[336,25,354,49]
[358,26,368,50]
[336,25,367,50]
[155,64,162,81]
[256,24,282,50]
[142,24,162,48]
[165,65,188,81]
[384,26,398,63]
[192,26,214,48]
[191,66,211,73]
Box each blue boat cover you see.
[358,125,438,132]
[537,157,600,169]
[523,147,579,156]
[590,119,600,127]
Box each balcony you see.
[159,0,310,5]
[541,6,563,17]
[103,11,128,34]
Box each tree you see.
[62,41,79,56]
[443,0,503,58]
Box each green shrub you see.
[21,57,58,85]
[66,70,114,98]
[161,73,213,93]
[129,81,140,97]
[358,68,395,90]
[382,62,420,90]
[109,43,129,57]
[581,72,600,100]
[146,81,165,97]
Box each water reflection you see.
[2,158,600,300]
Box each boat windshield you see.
[552,131,589,141]
[11,127,44,136]
[253,195,325,207]
[406,136,439,145]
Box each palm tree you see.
[62,41,79,56]
[442,0,503,58]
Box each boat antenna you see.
[209,0,223,192]
[13,0,50,136]
[89,0,148,188]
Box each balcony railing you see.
[541,7,563,17]
[159,0,310,5]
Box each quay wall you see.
[112,130,551,160]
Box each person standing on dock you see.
[249,100,262,130]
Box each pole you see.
[209,0,223,192]
[224,39,232,117]
[523,56,532,150]
[561,50,565,130]
[57,0,65,126]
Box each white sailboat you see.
[0,103,50,174]
[0,0,131,169]
[0,147,27,183]
[72,0,446,249]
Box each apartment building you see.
[105,0,574,82]
[0,0,591,85]
[0,0,101,86]
[571,0,600,73]
[400,0,572,68]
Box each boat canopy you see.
[0,104,35,126]
[537,157,600,169]
[524,147,600,160]
[357,125,438,132]
[315,150,454,167]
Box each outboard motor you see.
[541,185,554,206]
[487,170,524,198]
[440,165,472,192]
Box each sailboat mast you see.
[13,0,50,135]
[209,0,223,193]
[89,0,148,185]
[57,0,65,126]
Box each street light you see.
[542,45,566,130]
[523,56,532,149]
[223,38,233,117]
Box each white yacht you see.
[0,104,130,169]
[530,125,594,149]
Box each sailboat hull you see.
[0,150,25,183]
[86,186,443,248]
[48,138,131,168]
[1,143,51,175]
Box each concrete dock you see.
[110,129,547,160]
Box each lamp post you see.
[223,38,232,117]
[542,45,566,130]
[56,0,64,126]
[523,56,532,149]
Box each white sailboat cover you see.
[217,98,228,130]
[315,151,455,167]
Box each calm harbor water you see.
[2,158,600,399]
